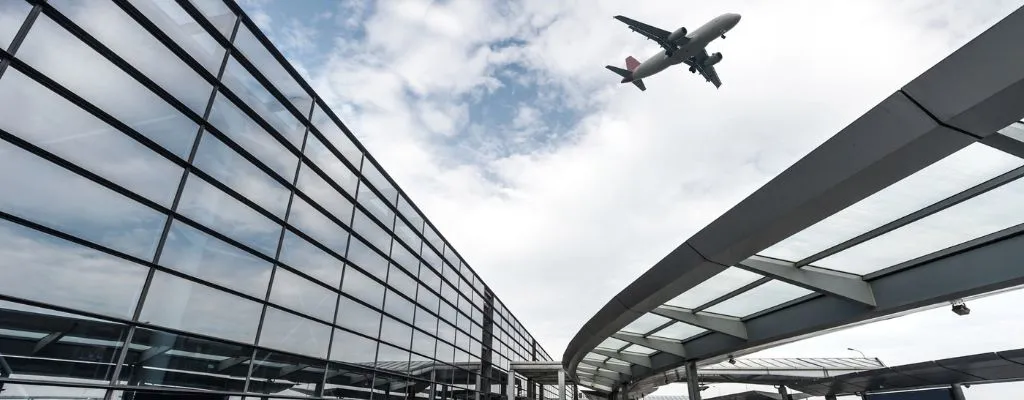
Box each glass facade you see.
[0,1,556,399]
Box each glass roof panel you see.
[604,357,631,366]
[999,121,1024,142]
[596,337,630,350]
[584,353,604,361]
[621,313,672,335]
[703,280,814,317]
[814,173,1024,275]
[650,322,705,341]
[622,344,658,355]
[761,143,1022,262]
[664,267,763,309]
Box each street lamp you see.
[847,348,867,358]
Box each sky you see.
[233,0,1024,398]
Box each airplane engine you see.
[668,27,687,43]
[704,52,723,66]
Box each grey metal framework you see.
[563,4,1024,398]
[0,0,553,399]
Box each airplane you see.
[606,13,741,91]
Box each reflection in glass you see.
[17,15,200,158]
[336,295,382,337]
[296,159,355,225]
[269,266,338,323]
[185,0,236,38]
[279,229,343,288]
[665,267,763,309]
[125,0,226,73]
[596,337,629,351]
[419,268,441,295]
[0,68,185,208]
[258,306,331,359]
[141,271,262,344]
[379,315,413,349]
[50,0,213,113]
[361,162,398,206]
[120,327,253,391]
[160,219,272,298]
[353,208,392,256]
[1000,122,1024,142]
[207,92,297,181]
[387,266,418,299]
[0,299,127,385]
[288,196,350,257]
[0,1,30,50]
[341,267,385,309]
[249,348,327,397]
[312,103,362,167]
[0,139,165,260]
[192,132,291,217]
[221,55,304,147]
[650,321,706,340]
[411,330,436,360]
[176,174,281,257]
[304,133,359,196]
[232,25,312,116]
[377,343,410,371]
[762,144,1023,262]
[815,175,1024,275]
[330,328,378,364]
[703,280,813,317]
[2,384,106,399]
[347,236,389,281]
[413,306,437,335]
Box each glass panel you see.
[999,121,1024,142]
[357,181,397,232]
[126,0,226,73]
[394,218,422,254]
[0,301,128,384]
[296,159,355,225]
[233,24,312,115]
[0,68,184,207]
[312,103,362,168]
[391,240,420,275]
[304,132,359,196]
[621,313,672,335]
[384,290,416,324]
[362,161,398,205]
[288,196,350,257]
[0,1,29,50]
[622,344,657,355]
[141,270,262,344]
[815,174,1024,275]
[0,139,165,260]
[336,295,382,337]
[665,267,763,309]
[120,327,253,391]
[347,236,389,280]
[376,344,410,371]
[397,195,423,231]
[423,225,443,254]
[762,144,1024,262]
[221,55,305,146]
[330,328,378,364]
[650,321,706,341]
[269,267,337,323]
[249,349,326,397]
[176,174,281,256]
[3,384,106,398]
[258,306,331,358]
[208,92,297,181]
[341,266,385,308]
[419,264,442,294]
[387,266,418,299]
[50,0,213,114]
[279,230,344,288]
[353,209,392,256]
[185,0,235,38]
[193,132,290,217]
[596,337,629,351]
[413,305,437,334]
[18,15,200,158]
[436,320,456,344]
[703,280,813,317]
[380,315,413,348]
[323,362,375,398]
[160,219,273,298]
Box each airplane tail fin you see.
[625,56,640,72]
[605,65,646,92]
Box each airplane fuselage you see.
[629,13,741,81]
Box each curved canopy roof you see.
[563,5,1024,395]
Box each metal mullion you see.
[6,57,188,168]
[35,2,206,126]
[290,187,356,236]
[110,0,220,84]
[795,165,1024,268]
[245,96,311,392]
[641,321,676,339]
[173,0,233,49]
[0,1,42,78]
[304,125,362,176]
[691,277,772,313]
[295,155,359,210]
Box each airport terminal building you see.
[0,1,564,399]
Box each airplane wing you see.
[685,49,723,88]
[614,15,684,53]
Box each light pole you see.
[847,348,867,358]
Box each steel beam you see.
[591,349,653,368]
[611,333,686,358]
[579,359,634,376]
[737,256,876,307]
[651,306,748,340]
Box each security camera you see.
[951,299,970,316]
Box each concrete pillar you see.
[558,369,566,400]
[508,370,515,400]
[685,362,701,400]
[777,385,789,400]
[573,383,578,400]
[951,384,967,400]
